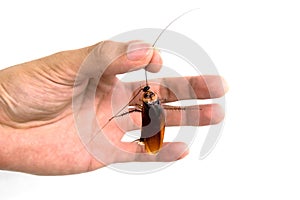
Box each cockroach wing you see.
[141,100,165,154]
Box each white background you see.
[1,0,300,199]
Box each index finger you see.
[125,75,228,104]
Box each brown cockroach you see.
[105,85,165,154]
[104,9,199,154]
[139,86,165,154]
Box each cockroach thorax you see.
[142,90,158,103]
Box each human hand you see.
[0,40,227,175]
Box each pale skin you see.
[0,40,228,175]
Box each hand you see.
[0,40,228,175]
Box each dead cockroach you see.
[103,84,165,154]
[102,9,199,154]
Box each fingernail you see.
[127,42,152,61]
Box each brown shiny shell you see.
[140,90,165,154]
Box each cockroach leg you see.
[137,140,145,146]
[112,108,142,118]
[131,103,143,109]
[162,105,202,111]
[160,98,168,103]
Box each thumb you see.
[79,40,162,79]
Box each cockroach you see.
[104,85,165,154]
[139,86,165,154]
[102,9,199,154]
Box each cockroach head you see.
[142,85,150,92]
[142,90,158,103]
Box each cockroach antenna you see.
[144,8,200,88]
